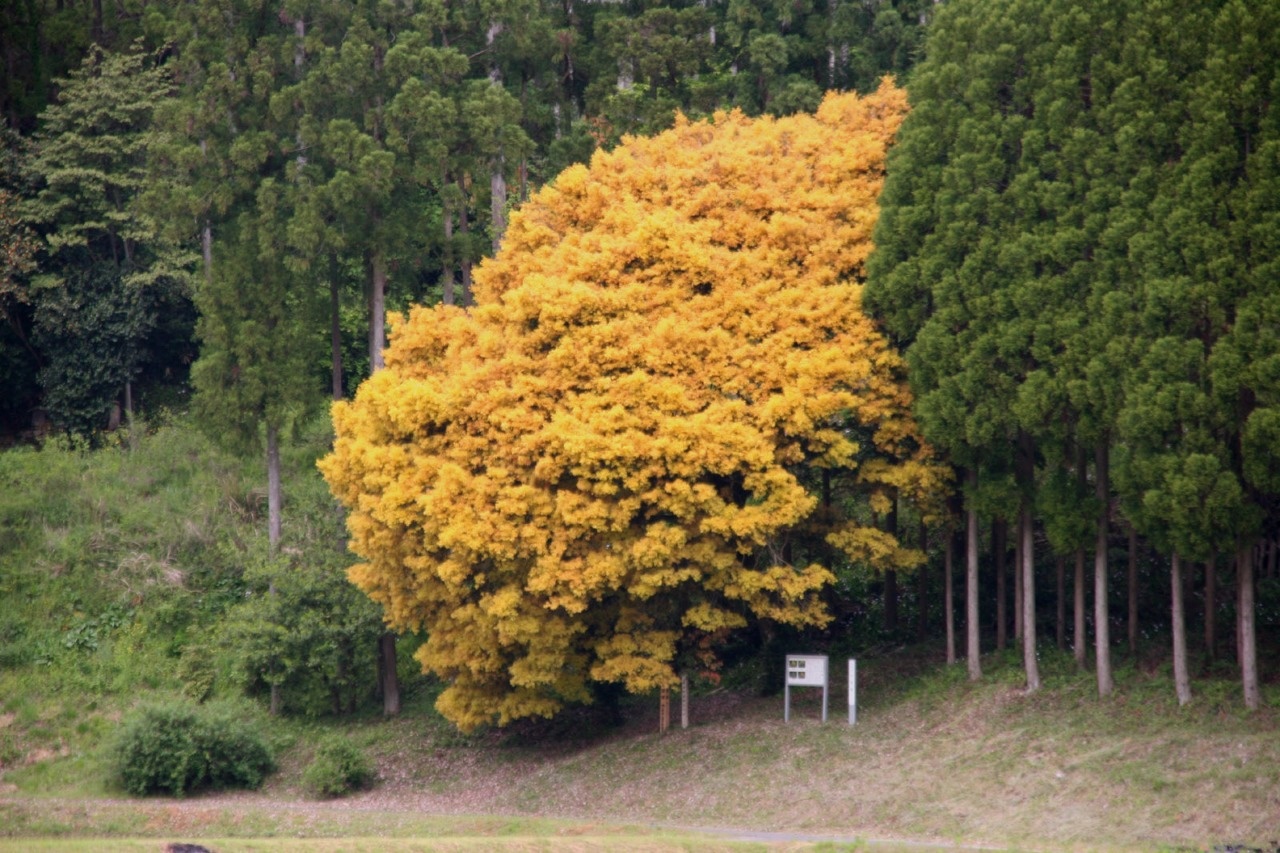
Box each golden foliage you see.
[321,80,946,731]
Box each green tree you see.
[21,43,193,436]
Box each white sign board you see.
[786,654,827,686]
[784,654,829,723]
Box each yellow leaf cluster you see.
[320,80,946,731]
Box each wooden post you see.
[659,687,670,734]
[680,674,689,729]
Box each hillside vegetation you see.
[1,421,1277,850]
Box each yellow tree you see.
[320,81,946,731]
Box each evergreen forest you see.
[2,0,1280,813]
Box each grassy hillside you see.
[1,420,1278,850]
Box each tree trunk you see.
[1128,527,1138,655]
[944,528,955,665]
[368,248,386,371]
[966,469,981,680]
[1055,557,1066,650]
[1014,522,1024,641]
[995,519,1007,650]
[884,498,898,632]
[1073,549,1086,667]
[379,632,401,716]
[267,421,282,716]
[1020,501,1040,692]
[459,181,473,306]
[1239,545,1260,710]
[1094,443,1113,697]
[330,275,343,400]
[916,519,928,641]
[1172,552,1191,705]
[267,423,282,551]
[1204,556,1216,663]
[491,155,507,253]
[442,203,456,306]
[681,673,689,729]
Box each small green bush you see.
[112,700,275,796]
[302,736,373,798]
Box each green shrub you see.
[301,736,373,798]
[112,700,275,796]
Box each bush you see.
[301,736,373,798]
[112,700,275,796]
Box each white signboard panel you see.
[786,654,828,686]
[784,654,829,723]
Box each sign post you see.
[784,654,828,722]
[848,658,857,725]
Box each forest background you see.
[1,0,1279,788]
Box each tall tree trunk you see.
[884,499,898,632]
[267,421,283,716]
[1073,445,1086,668]
[1094,443,1113,697]
[459,192,473,307]
[491,154,507,253]
[1073,549,1086,667]
[1128,527,1138,655]
[379,632,401,715]
[995,519,1007,650]
[966,469,981,680]
[330,274,343,400]
[1204,556,1216,663]
[1014,521,1024,641]
[1055,556,1066,650]
[442,202,456,306]
[1239,545,1260,710]
[944,528,955,665]
[267,423,282,551]
[368,248,386,371]
[1020,501,1040,692]
[1172,552,1191,705]
[916,519,928,641]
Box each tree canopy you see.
[321,82,947,731]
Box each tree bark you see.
[458,181,473,306]
[1239,545,1260,710]
[884,498,899,632]
[995,519,1007,650]
[1172,553,1191,705]
[917,519,928,641]
[1073,549,1086,667]
[1014,521,1024,641]
[1020,501,1040,692]
[368,248,386,371]
[1128,527,1138,655]
[491,154,507,253]
[944,528,955,665]
[966,469,981,680]
[1055,556,1066,650]
[379,632,401,715]
[267,423,282,551]
[1094,442,1113,697]
[1204,556,1216,663]
[267,421,282,716]
[442,202,456,306]
[330,274,343,400]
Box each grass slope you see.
[2,650,1278,850]
[1,421,1278,850]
